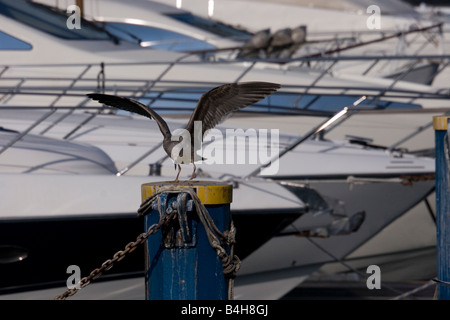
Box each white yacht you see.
[35,0,252,52]
[157,0,450,84]
[0,105,435,299]
[0,0,441,299]
[0,121,310,296]
[158,0,420,33]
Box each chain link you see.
[54,210,175,300]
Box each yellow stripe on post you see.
[433,115,450,131]
[141,180,233,205]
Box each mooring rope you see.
[139,185,241,300]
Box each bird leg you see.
[189,163,197,180]
[174,164,181,182]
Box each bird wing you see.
[86,93,171,138]
[186,82,281,136]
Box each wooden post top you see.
[433,116,450,131]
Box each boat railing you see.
[2,53,450,97]
[1,53,450,174]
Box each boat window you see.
[304,95,421,111]
[0,30,32,50]
[165,13,252,41]
[103,22,216,52]
[0,0,114,41]
[142,89,422,115]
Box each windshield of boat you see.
[166,12,252,41]
[102,22,216,51]
[0,0,116,41]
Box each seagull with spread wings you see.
[87,81,280,181]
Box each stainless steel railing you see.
[1,53,450,175]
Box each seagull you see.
[87,82,280,181]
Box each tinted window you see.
[0,30,31,50]
[0,0,113,41]
[166,13,252,40]
[143,89,422,115]
[103,22,216,51]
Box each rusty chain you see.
[400,173,435,186]
[54,195,176,300]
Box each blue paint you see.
[436,125,450,299]
[145,194,230,300]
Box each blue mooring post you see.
[141,181,233,300]
[434,116,450,299]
